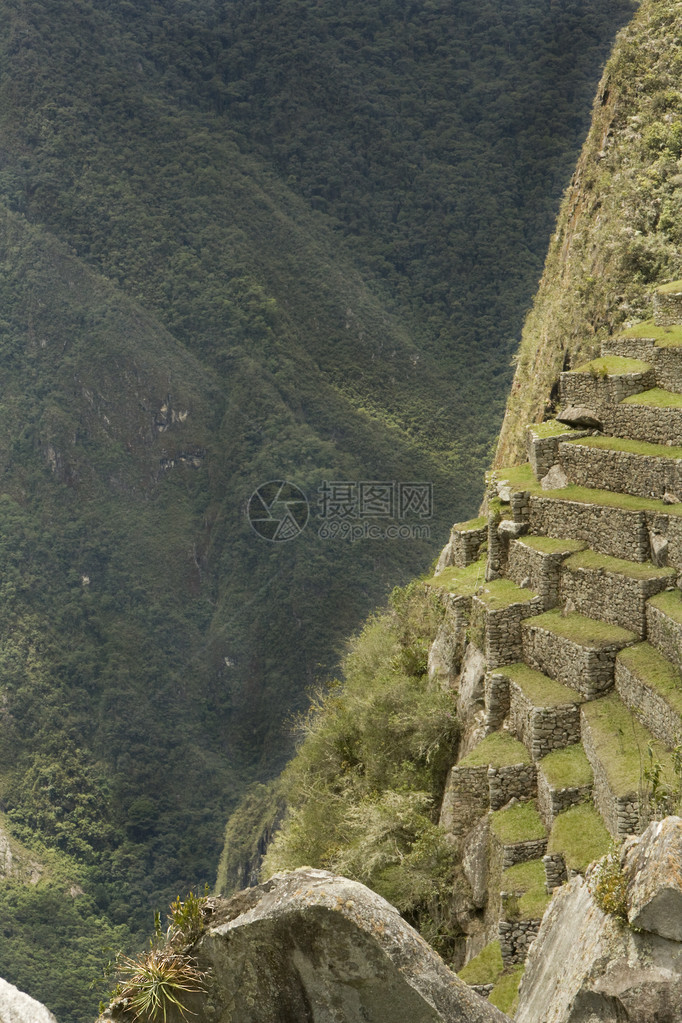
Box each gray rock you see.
[0,978,57,1023]
[497,519,526,538]
[621,816,682,940]
[434,539,455,576]
[540,464,569,490]
[649,532,669,567]
[462,816,491,909]
[556,406,603,430]
[515,875,682,1023]
[194,869,510,1023]
[458,643,487,711]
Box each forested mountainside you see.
[0,0,634,1018]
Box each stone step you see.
[603,388,682,446]
[559,355,655,412]
[536,744,593,828]
[615,642,682,748]
[522,609,637,699]
[490,799,548,869]
[559,435,682,501]
[646,589,682,667]
[497,662,583,761]
[435,516,488,572]
[603,322,682,393]
[498,859,548,967]
[581,693,675,838]
[470,579,544,668]
[526,421,592,480]
[545,802,610,883]
[507,535,586,610]
[559,548,675,639]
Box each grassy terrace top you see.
[527,419,578,438]
[458,941,503,987]
[452,516,487,533]
[656,279,682,295]
[620,318,682,347]
[648,588,682,624]
[563,433,682,460]
[502,662,583,707]
[525,609,636,648]
[517,535,586,555]
[474,578,537,610]
[459,731,531,768]
[490,800,546,843]
[581,694,673,797]
[539,744,592,789]
[623,387,682,408]
[423,556,486,595]
[563,548,675,581]
[571,355,651,375]
[547,803,610,872]
[617,642,682,717]
[501,858,550,920]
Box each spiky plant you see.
[117,946,205,1022]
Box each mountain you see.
[0,0,634,1018]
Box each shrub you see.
[589,846,628,921]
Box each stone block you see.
[621,817,682,939]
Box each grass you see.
[539,744,593,789]
[617,643,682,716]
[517,535,586,555]
[475,578,537,610]
[423,556,486,596]
[547,803,611,871]
[503,662,582,707]
[623,387,682,408]
[502,858,551,919]
[564,433,682,460]
[452,516,487,532]
[527,420,576,438]
[620,318,682,348]
[581,694,673,797]
[487,463,537,491]
[459,731,531,768]
[563,547,675,581]
[656,279,682,295]
[526,608,636,648]
[457,941,504,986]
[571,355,651,375]
[490,800,546,844]
[648,588,682,624]
[489,965,525,1016]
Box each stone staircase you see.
[428,281,682,986]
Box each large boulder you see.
[195,868,510,1023]
[0,978,56,1023]
[621,816,682,940]
[515,874,682,1023]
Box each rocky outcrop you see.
[0,978,56,1023]
[194,869,510,1023]
[621,816,682,940]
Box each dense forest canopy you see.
[0,0,634,1018]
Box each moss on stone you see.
[539,744,593,789]
[459,731,531,768]
[581,694,673,797]
[502,662,582,707]
[571,355,652,375]
[452,516,487,532]
[423,556,486,595]
[564,547,675,581]
[457,940,504,986]
[490,800,546,844]
[648,588,682,624]
[517,535,586,555]
[475,578,537,610]
[622,386,682,408]
[548,803,611,871]
[617,642,682,716]
[526,608,636,648]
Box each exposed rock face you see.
[195,869,509,1023]
[556,407,602,430]
[515,874,682,1023]
[621,816,682,940]
[0,978,56,1023]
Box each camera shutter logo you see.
[248,480,309,541]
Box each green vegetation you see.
[621,318,682,346]
[655,279,682,294]
[457,941,504,987]
[518,535,586,555]
[423,557,487,597]
[214,781,285,897]
[623,386,682,407]
[503,663,582,706]
[618,643,682,716]
[453,517,488,533]
[572,356,651,375]
[581,695,673,796]
[459,732,531,769]
[648,588,682,624]
[539,745,593,789]
[502,859,551,919]
[490,801,546,844]
[490,965,526,1016]
[527,420,576,438]
[488,464,537,491]
[548,804,610,872]
[564,548,674,580]
[260,584,462,957]
[566,433,682,459]
[527,609,636,647]
[475,579,537,610]
[589,845,628,920]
